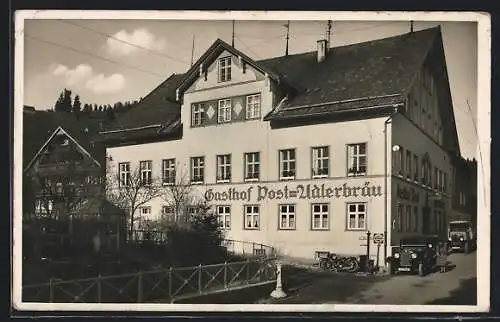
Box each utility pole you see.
[410,20,414,33]
[190,35,195,67]
[284,20,290,56]
[327,20,332,47]
[231,20,235,47]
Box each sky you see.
[22,18,478,159]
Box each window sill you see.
[280,177,295,181]
[312,175,329,179]
[312,228,330,231]
[216,180,231,184]
[162,182,174,186]
[278,228,296,231]
[190,181,204,185]
[244,178,260,182]
[244,227,260,231]
[346,228,367,231]
[347,173,366,177]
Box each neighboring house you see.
[450,157,477,225]
[24,125,105,219]
[100,26,465,265]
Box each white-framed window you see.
[244,152,260,181]
[140,160,153,185]
[218,99,232,123]
[413,206,419,232]
[216,154,231,183]
[347,203,366,230]
[190,157,204,184]
[162,159,176,185]
[279,149,296,180]
[279,204,296,230]
[405,150,412,179]
[394,146,404,176]
[119,162,130,187]
[216,205,231,229]
[311,203,329,230]
[162,205,174,222]
[405,205,412,232]
[35,199,53,214]
[139,206,151,216]
[347,143,367,176]
[218,56,232,82]
[162,206,174,215]
[191,103,204,127]
[246,94,261,119]
[459,192,467,206]
[413,154,419,181]
[244,205,260,230]
[395,204,403,232]
[312,146,329,178]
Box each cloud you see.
[105,28,167,56]
[85,73,125,94]
[52,64,92,86]
[51,64,125,94]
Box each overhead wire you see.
[25,34,167,78]
[57,20,192,65]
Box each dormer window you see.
[218,57,232,82]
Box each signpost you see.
[373,233,384,269]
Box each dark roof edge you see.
[99,124,162,135]
[263,93,404,121]
[266,102,405,122]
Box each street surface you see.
[259,252,476,305]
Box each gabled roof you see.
[262,27,440,120]
[100,73,184,135]
[176,38,281,95]
[23,109,106,169]
[100,26,459,154]
[24,126,102,173]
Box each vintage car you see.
[386,235,442,276]
[448,220,476,253]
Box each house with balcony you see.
[99,26,464,266]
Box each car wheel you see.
[464,242,470,254]
[418,263,425,277]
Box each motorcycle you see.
[319,253,360,273]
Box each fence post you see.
[137,271,143,303]
[198,264,203,294]
[246,258,250,284]
[49,278,54,303]
[168,267,173,302]
[97,275,102,303]
[224,261,228,289]
[252,242,256,256]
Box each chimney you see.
[317,39,327,63]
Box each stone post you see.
[270,262,287,298]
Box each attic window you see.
[218,57,232,82]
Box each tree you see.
[105,160,163,241]
[160,167,197,225]
[105,106,116,122]
[59,88,73,113]
[72,94,82,115]
[82,103,92,115]
[54,92,65,112]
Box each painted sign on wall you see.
[204,182,383,203]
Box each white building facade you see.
[101,27,461,266]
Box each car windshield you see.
[400,236,437,246]
[449,222,470,231]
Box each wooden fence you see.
[22,257,277,303]
[222,239,276,259]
